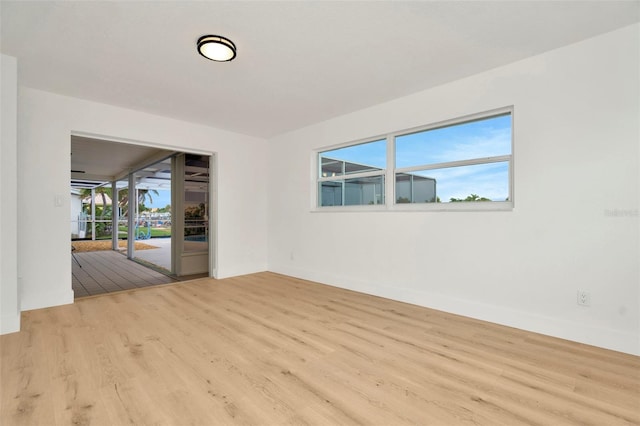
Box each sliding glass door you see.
[172,153,210,276]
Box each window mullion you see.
[318,169,386,182]
[386,135,395,207]
[396,155,511,175]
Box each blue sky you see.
[147,189,171,208]
[320,114,511,202]
[395,115,511,167]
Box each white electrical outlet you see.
[577,290,591,306]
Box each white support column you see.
[127,174,135,259]
[111,181,118,251]
[90,188,96,241]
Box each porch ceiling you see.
[71,136,175,189]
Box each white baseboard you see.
[1,313,20,335]
[20,289,74,312]
[270,265,639,356]
[216,263,268,280]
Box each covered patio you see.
[71,238,208,298]
[71,249,175,298]
[71,136,212,281]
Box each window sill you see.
[312,201,513,213]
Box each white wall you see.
[1,54,20,333]
[16,88,268,311]
[267,25,640,355]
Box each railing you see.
[71,217,172,240]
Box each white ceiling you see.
[1,1,639,139]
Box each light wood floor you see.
[2,272,638,425]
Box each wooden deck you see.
[72,250,176,297]
[2,272,638,425]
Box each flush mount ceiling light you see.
[197,35,236,62]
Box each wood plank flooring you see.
[2,272,638,425]
[72,250,176,297]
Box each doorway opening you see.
[70,135,215,297]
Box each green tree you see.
[117,188,159,216]
[79,187,112,219]
[449,194,492,202]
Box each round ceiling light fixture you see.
[197,35,236,62]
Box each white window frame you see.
[316,137,388,210]
[313,106,514,212]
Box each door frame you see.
[70,131,218,278]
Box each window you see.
[395,113,512,205]
[316,108,513,210]
[318,139,386,206]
